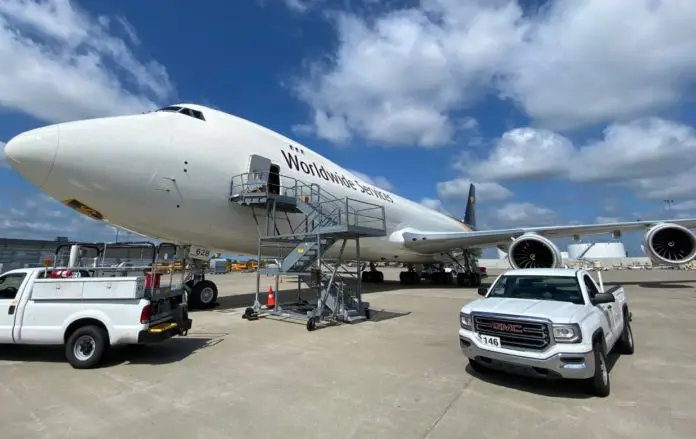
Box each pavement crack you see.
[421,377,473,439]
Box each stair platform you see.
[230,171,385,330]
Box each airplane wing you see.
[400,218,696,254]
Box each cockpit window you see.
[155,105,206,121]
[157,106,182,113]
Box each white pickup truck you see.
[459,268,634,397]
[0,266,192,369]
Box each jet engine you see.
[507,233,563,269]
[643,223,696,266]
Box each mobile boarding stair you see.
[229,172,387,331]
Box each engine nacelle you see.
[643,223,696,266]
[507,233,563,269]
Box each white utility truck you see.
[459,268,634,397]
[0,242,193,369]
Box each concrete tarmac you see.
[1,267,695,438]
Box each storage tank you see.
[567,242,626,259]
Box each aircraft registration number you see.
[188,246,211,260]
[478,334,501,348]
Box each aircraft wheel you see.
[363,270,384,283]
[190,280,218,309]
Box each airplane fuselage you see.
[6,104,471,263]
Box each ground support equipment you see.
[230,170,387,331]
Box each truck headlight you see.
[552,324,581,343]
[460,312,472,330]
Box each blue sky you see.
[1,0,696,258]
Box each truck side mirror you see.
[592,292,615,305]
[477,287,488,296]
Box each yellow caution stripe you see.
[148,322,178,333]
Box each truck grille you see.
[473,315,550,350]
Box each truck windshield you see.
[488,275,585,305]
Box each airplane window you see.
[156,106,183,113]
[155,105,205,121]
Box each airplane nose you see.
[4,125,60,188]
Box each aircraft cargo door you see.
[246,155,281,195]
[246,154,271,192]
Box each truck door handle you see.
[8,305,15,315]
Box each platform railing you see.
[230,172,387,233]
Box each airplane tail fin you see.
[463,183,476,230]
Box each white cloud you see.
[419,197,447,213]
[0,0,175,124]
[348,169,395,192]
[670,201,696,213]
[292,0,696,146]
[495,202,558,228]
[292,1,524,146]
[500,0,696,130]
[463,127,573,181]
[570,118,696,182]
[283,0,315,13]
[436,177,512,202]
[464,117,696,201]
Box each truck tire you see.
[585,342,610,397]
[615,313,635,355]
[468,359,491,374]
[65,325,108,369]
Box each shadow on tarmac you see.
[0,336,221,368]
[465,351,622,399]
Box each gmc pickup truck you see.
[0,266,192,369]
[459,268,634,397]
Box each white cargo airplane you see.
[4,103,696,303]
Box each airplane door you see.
[246,154,272,192]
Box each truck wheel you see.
[190,280,218,309]
[585,343,610,397]
[65,325,107,369]
[615,314,635,355]
[468,359,491,375]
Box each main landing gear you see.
[359,252,483,288]
[185,258,219,310]
[400,251,483,287]
[361,262,385,283]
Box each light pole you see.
[663,199,674,213]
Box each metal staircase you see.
[229,171,387,330]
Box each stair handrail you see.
[230,172,386,231]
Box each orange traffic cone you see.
[266,285,275,309]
